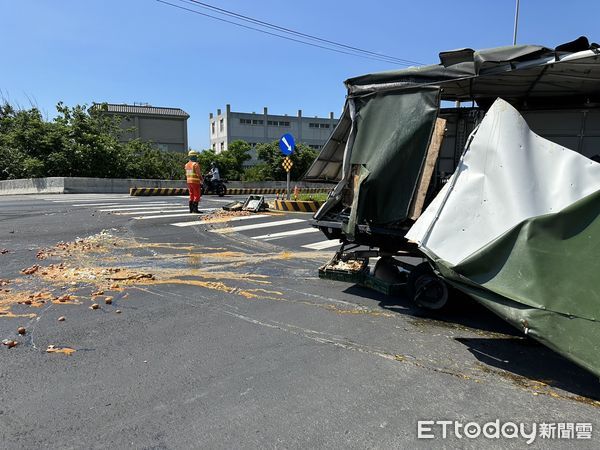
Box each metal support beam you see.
[513,0,520,46]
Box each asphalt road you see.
[1,193,599,449]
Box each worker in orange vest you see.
[185,151,203,213]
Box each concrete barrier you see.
[0,177,334,196]
[0,178,65,195]
[130,186,332,197]
[130,187,189,196]
[272,199,323,213]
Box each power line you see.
[156,0,422,66]
[182,0,423,66]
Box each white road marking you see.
[70,201,171,207]
[45,194,129,198]
[252,227,320,241]
[71,203,122,207]
[50,197,131,202]
[115,208,189,215]
[98,204,180,212]
[171,214,271,227]
[52,199,129,203]
[201,198,241,203]
[301,239,342,250]
[134,209,219,220]
[213,218,305,234]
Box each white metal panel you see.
[406,99,600,266]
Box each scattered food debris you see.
[323,259,366,272]
[0,249,10,255]
[201,209,253,223]
[2,339,18,348]
[55,294,75,303]
[91,290,104,296]
[17,327,26,335]
[108,273,154,281]
[104,297,113,305]
[90,303,99,310]
[115,310,122,314]
[20,265,40,275]
[46,345,75,355]
[58,316,66,322]
[0,280,10,287]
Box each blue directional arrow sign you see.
[279,133,295,156]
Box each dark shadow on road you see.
[456,337,600,401]
[343,283,600,401]
[343,284,519,336]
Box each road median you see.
[272,199,323,213]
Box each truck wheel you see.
[408,262,448,310]
[373,257,404,283]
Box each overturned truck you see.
[305,37,600,377]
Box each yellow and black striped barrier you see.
[225,187,330,195]
[273,199,323,213]
[130,187,331,196]
[130,187,188,196]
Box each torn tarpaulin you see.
[406,98,600,376]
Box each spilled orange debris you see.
[46,345,76,355]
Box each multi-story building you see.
[91,103,189,152]
[209,104,338,154]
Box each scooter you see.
[201,174,227,197]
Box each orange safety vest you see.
[185,161,201,184]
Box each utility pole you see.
[513,0,520,45]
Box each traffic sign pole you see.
[279,134,296,200]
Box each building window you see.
[268,120,290,127]
[211,122,215,135]
[309,144,323,150]
[320,123,330,129]
[219,118,224,132]
[220,142,225,151]
[309,122,330,129]
[212,143,216,150]
[241,118,264,125]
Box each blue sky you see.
[2,0,599,149]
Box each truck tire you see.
[408,262,449,310]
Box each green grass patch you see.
[296,192,328,202]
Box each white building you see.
[209,104,338,154]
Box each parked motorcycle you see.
[201,174,227,197]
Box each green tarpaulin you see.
[348,87,439,229]
[407,99,600,376]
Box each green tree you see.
[194,141,251,181]
[218,140,251,180]
[256,141,318,181]
[0,100,192,181]
[242,163,271,182]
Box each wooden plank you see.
[409,117,447,220]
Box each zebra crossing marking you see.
[251,227,320,241]
[212,218,305,234]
